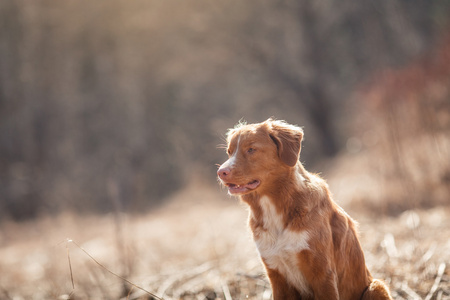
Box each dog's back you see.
[218,119,392,300]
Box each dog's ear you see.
[267,120,303,167]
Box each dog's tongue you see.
[246,180,260,189]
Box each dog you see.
[217,119,392,300]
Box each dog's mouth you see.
[224,180,260,195]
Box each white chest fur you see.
[252,196,312,295]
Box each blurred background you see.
[0,0,449,220]
[1,1,450,299]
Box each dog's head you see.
[217,118,303,195]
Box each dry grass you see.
[0,179,449,299]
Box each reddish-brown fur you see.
[217,119,392,300]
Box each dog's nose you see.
[217,166,231,179]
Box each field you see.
[1,171,449,300]
[1,2,449,299]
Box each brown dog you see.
[217,119,392,300]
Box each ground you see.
[0,180,449,299]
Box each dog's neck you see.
[240,163,316,218]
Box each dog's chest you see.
[252,196,311,294]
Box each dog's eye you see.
[227,149,232,155]
[247,148,256,154]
